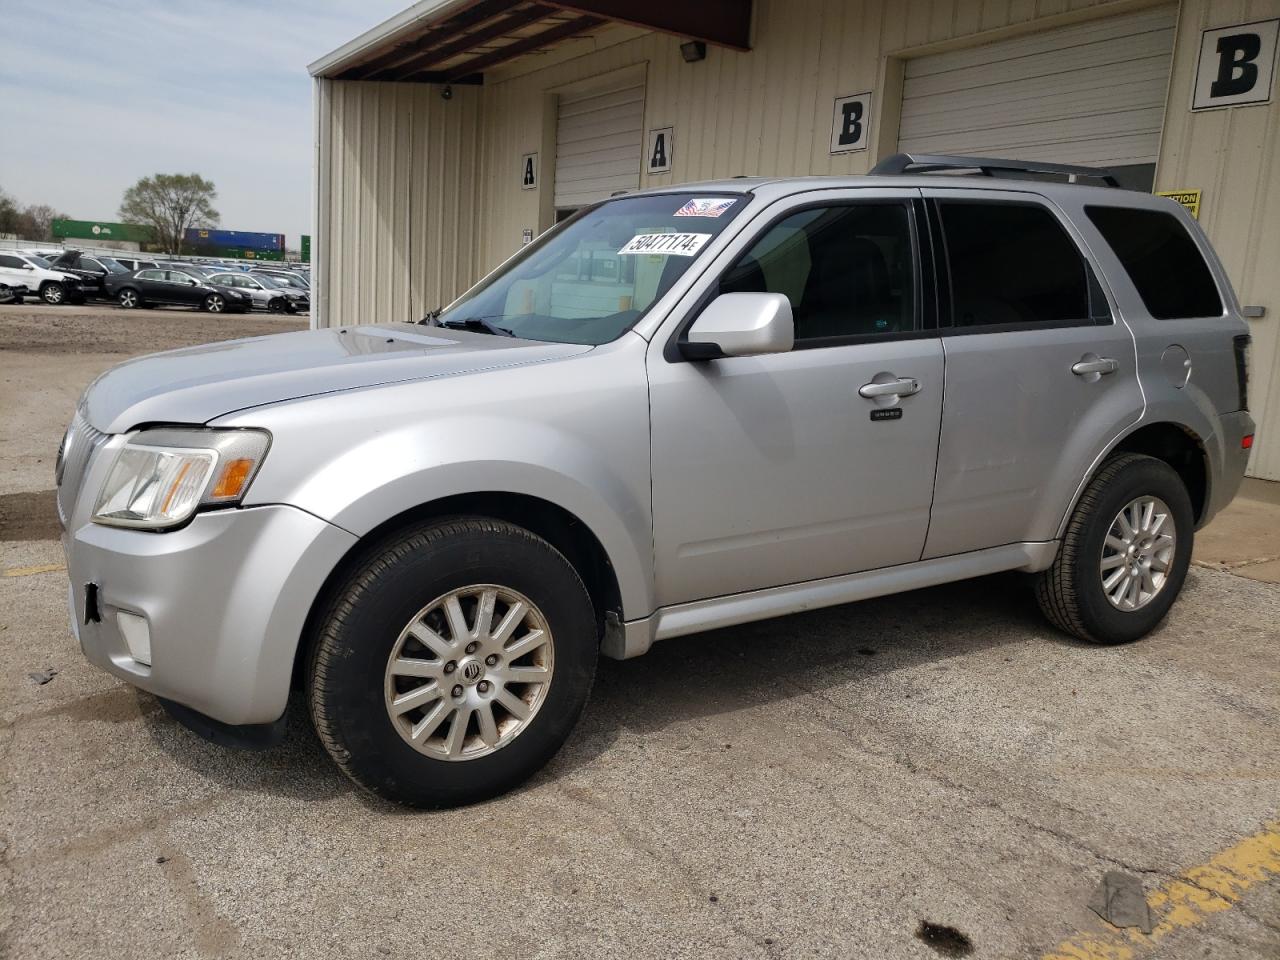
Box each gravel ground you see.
[1,303,1278,960]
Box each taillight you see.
[1233,335,1251,412]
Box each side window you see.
[1085,206,1223,319]
[137,270,161,281]
[0,255,24,268]
[720,203,916,342]
[938,201,1099,329]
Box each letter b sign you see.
[830,93,871,154]
[1193,19,1279,110]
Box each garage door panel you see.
[899,6,1175,169]
[904,7,1177,78]
[555,80,644,210]
[902,57,1172,117]
[904,29,1174,99]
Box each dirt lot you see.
[1,304,1278,960]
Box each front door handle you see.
[1071,357,1119,376]
[858,377,921,399]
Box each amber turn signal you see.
[211,458,255,499]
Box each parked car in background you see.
[48,251,128,299]
[207,272,307,313]
[105,268,253,313]
[0,252,85,304]
[250,269,309,292]
[112,256,161,272]
[0,281,28,304]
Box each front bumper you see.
[64,504,357,726]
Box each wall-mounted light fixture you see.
[680,40,707,63]
[441,84,453,100]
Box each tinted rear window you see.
[1085,206,1222,319]
[938,201,1091,328]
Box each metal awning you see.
[309,0,752,83]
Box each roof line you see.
[308,0,474,78]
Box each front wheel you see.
[1035,453,1194,644]
[41,282,65,305]
[308,517,598,808]
[267,298,286,314]
[203,293,225,313]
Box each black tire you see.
[11,294,22,305]
[41,282,65,305]
[203,293,225,313]
[1035,453,1194,645]
[308,517,598,808]
[117,288,141,310]
[267,298,286,314]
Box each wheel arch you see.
[292,491,625,692]
[1059,421,1210,538]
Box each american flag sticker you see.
[673,198,738,218]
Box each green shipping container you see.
[52,219,154,243]
[301,235,311,263]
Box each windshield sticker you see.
[673,198,738,218]
[618,232,712,257]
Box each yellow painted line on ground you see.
[1,562,66,578]
[1043,819,1280,960]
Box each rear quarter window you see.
[1085,206,1223,319]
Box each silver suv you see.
[58,155,1255,807]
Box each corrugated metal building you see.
[309,0,1280,480]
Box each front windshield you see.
[255,274,286,289]
[29,256,52,268]
[436,192,748,345]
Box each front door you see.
[919,190,1142,558]
[648,191,944,607]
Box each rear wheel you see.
[203,293,225,313]
[117,288,140,309]
[308,517,598,808]
[1035,453,1193,644]
[41,282,65,305]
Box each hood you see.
[83,324,592,433]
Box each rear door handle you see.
[858,377,921,399]
[1071,357,1119,376]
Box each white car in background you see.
[0,252,85,304]
[207,272,307,313]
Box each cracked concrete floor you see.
[2,305,1278,958]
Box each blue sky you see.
[0,0,407,248]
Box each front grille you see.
[56,413,110,525]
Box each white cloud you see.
[0,0,408,247]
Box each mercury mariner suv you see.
[57,155,1255,808]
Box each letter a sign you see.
[1193,19,1279,110]
[520,152,538,190]
[647,127,673,174]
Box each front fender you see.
[225,344,655,618]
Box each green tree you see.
[0,188,19,236]
[118,173,219,254]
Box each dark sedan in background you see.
[104,268,254,313]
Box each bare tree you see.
[118,173,219,254]
[14,204,68,242]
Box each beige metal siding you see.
[317,0,1280,479]
[554,81,645,209]
[1157,0,1280,480]
[315,79,481,328]
[899,7,1177,166]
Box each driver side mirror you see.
[680,292,795,360]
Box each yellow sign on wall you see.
[1156,189,1202,219]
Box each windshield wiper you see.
[438,316,516,337]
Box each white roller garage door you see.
[898,6,1176,169]
[554,81,644,211]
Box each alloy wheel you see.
[44,285,64,304]
[206,295,224,313]
[1099,495,1177,611]
[384,584,554,761]
[119,290,138,309]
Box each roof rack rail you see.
[870,152,1120,187]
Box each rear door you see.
[0,254,32,290]
[921,188,1142,557]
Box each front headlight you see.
[93,428,270,530]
